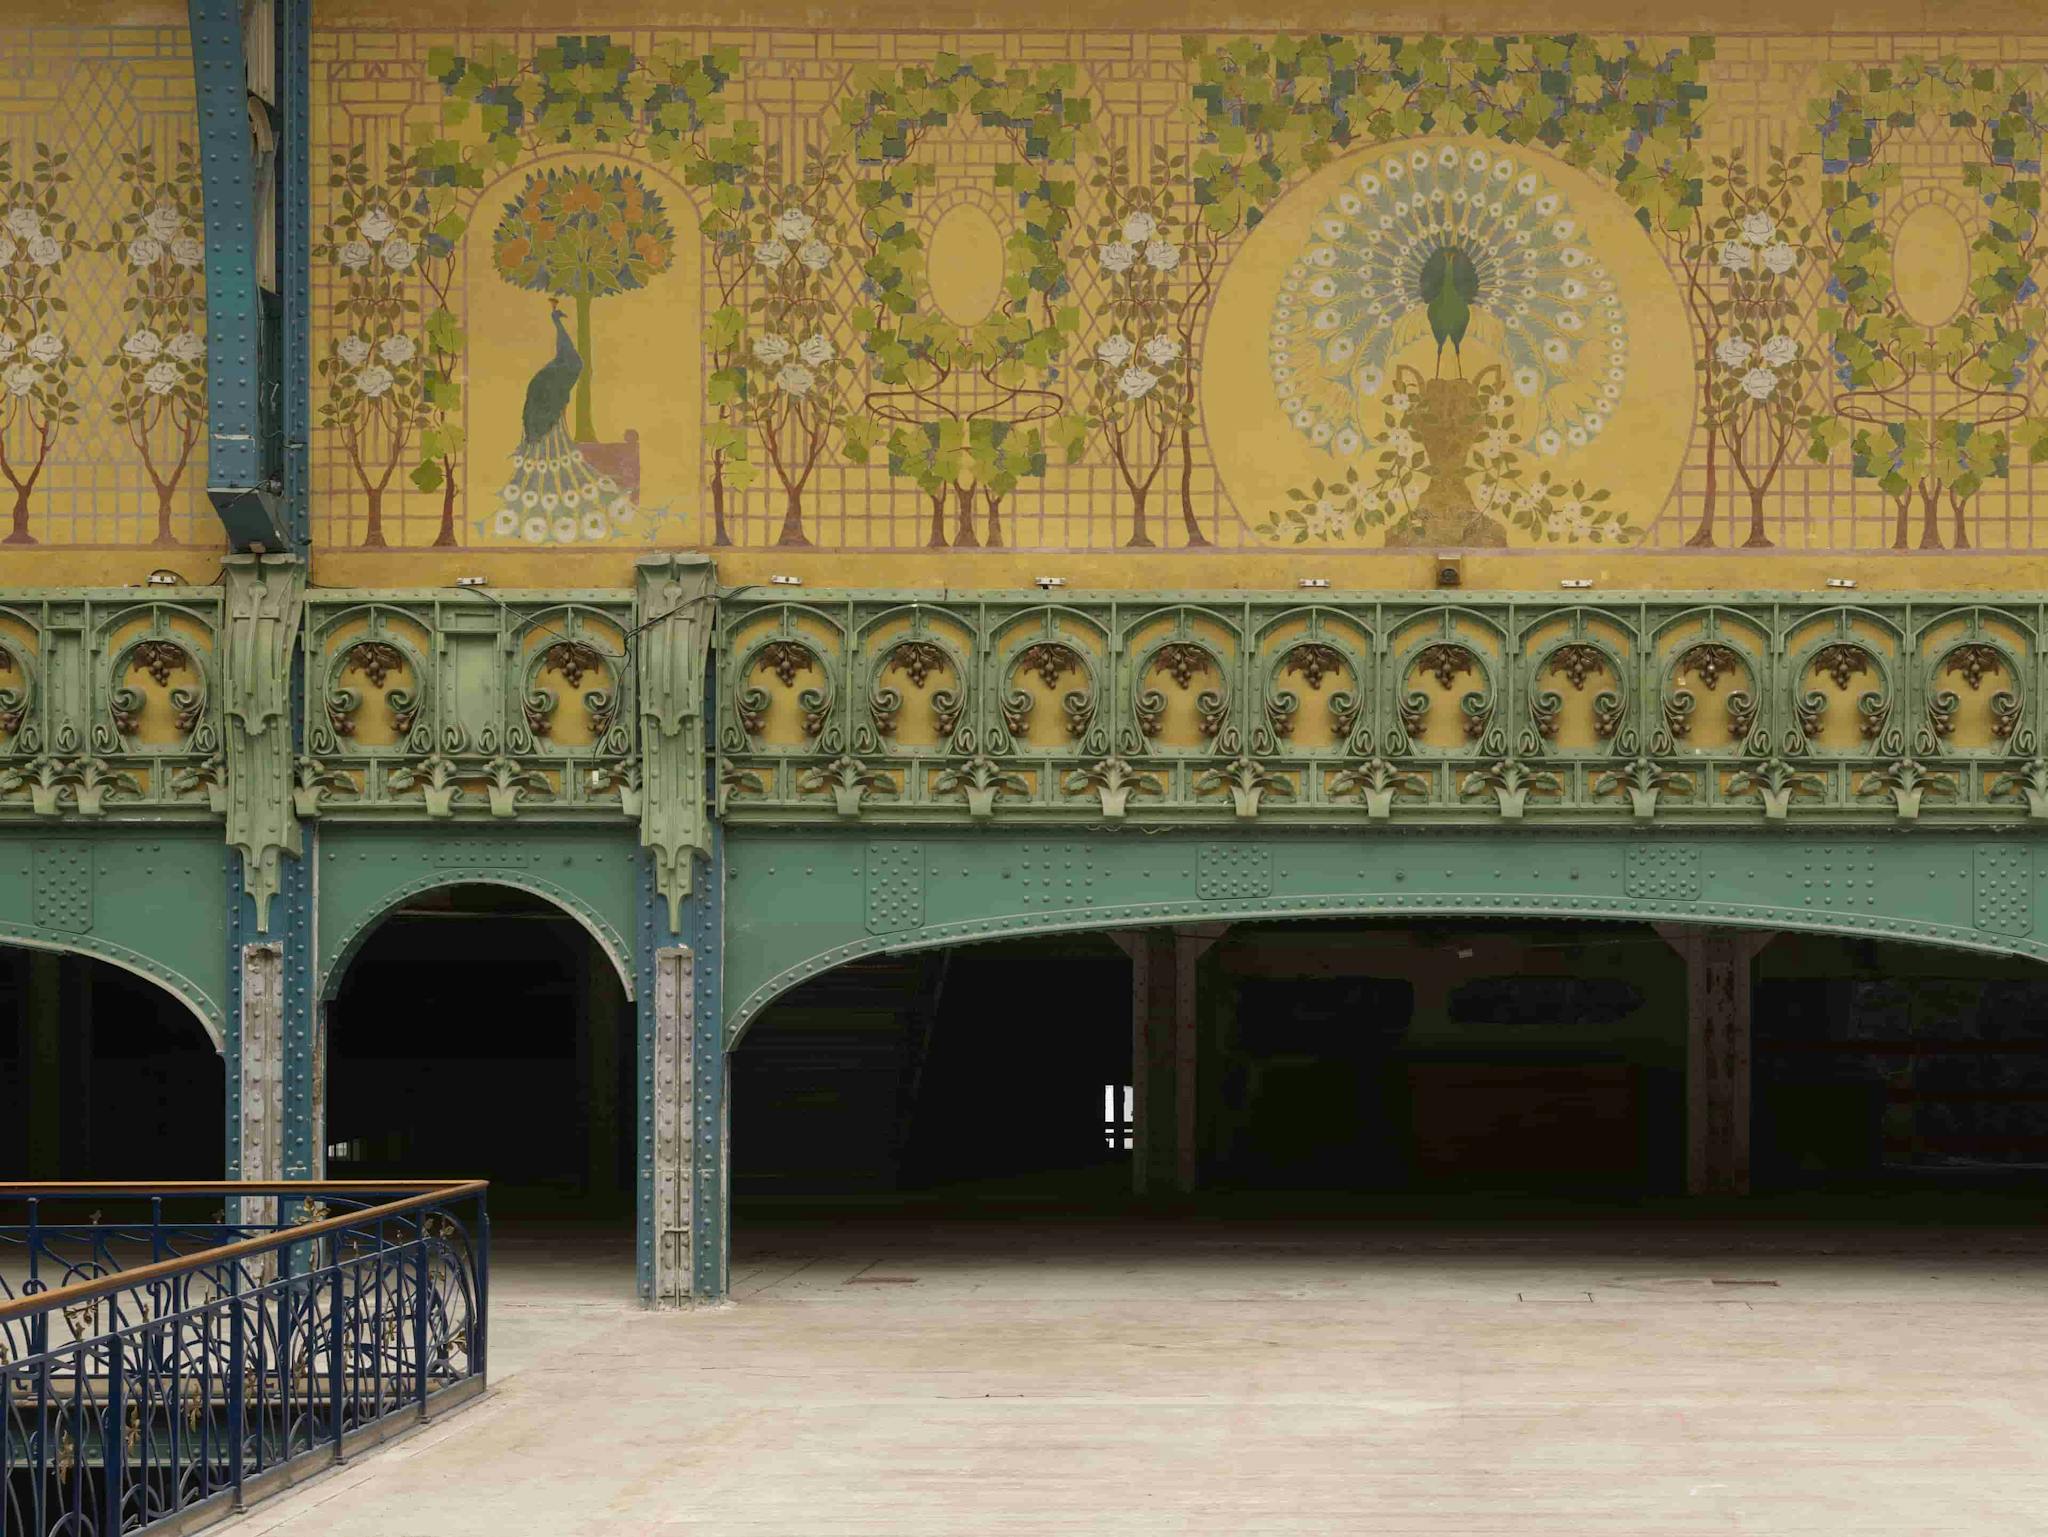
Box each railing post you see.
[228,1264,246,1511]
[103,1332,124,1537]
[475,1194,490,1387]
[412,1235,429,1421]
[328,1258,345,1460]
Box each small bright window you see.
[1103,1084,1133,1151]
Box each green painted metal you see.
[298,588,636,824]
[635,555,717,928]
[0,590,227,822]
[0,827,229,1045]
[723,826,2048,1043]
[314,824,640,1003]
[716,589,2048,827]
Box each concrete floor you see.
[224,1215,2048,1535]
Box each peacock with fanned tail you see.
[1269,143,1628,463]
[494,304,634,544]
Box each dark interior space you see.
[731,920,2048,1226]
[324,884,632,1222]
[0,945,224,1178]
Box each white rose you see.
[144,204,184,242]
[1144,239,1181,272]
[170,236,205,268]
[1715,336,1753,370]
[1099,241,1136,274]
[774,208,815,243]
[1740,211,1777,247]
[755,239,790,270]
[167,331,205,363]
[752,334,792,365]
[797,240,832,272]
[128,235,164,268]
[143,360,180,396]
[378,335,416,366]
[4,208,38,240]
[1760,242,1797,276]
[1739,366,1778,402]
[380,237,415,271]
[1760,334,1799,368]
[26,234,60,267]
[359,207,396,243]
[122,328,164,362]
[1140,335,1181,367]
[25,332,61,365]
[355,364,394,398]
[1121,211,1158,244]
[1717,240,1753,274]
[775,363,815,396]
[1116,366,1159,400]
[336,335,371,367]
[3,363,37,396]
[337,239,372,271]
[1095,335,1134,367]
[0,333,16,358]
[797,334,834,367]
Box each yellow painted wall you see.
[5,3,2048,593]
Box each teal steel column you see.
[187,0,290,549]
[635,826,727,1303]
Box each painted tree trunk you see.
[775,484,808,547]
[433,462,458,547]
[5,488,33,544]
[574,293,596,442]
[1741,487,1772,549]
[951,485,979,549]
[983,491,1003,548]
[153,486,179,546]
[927,492,948,548]
[1951,494,1970,550]
[362,487,387,548]
[1125,485,1154,548]
[1919,484,1943,550]
[1685,431,1719,547]
[708,457,732,547]
[1178,426,1209,546]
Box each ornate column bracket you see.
[222,555,307,929]
[636,554,716,927]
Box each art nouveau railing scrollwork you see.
[0,594,226,820]
[715,592,2048,826]
[0,1181,487,1537]
[299,592,637,821]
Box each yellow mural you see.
[4,3,2048,595]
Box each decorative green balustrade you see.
[297,588,638,822]
[715,590,2048,827]
[0,590,227,820]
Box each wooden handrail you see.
[0,1179,489,1326]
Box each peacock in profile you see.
[1269,142,1628,463]
[494,304,634,544]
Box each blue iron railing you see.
[0,1181,488,1536]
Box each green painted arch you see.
[0,921,226,1050]
[721,827,2048,1044]
[315,826,641,1002]
[0,830,230,1048]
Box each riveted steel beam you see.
[188,0,288,550]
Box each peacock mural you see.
[1268,142,1628,544]
[492,304,637,544]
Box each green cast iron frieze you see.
[636,554,717,927]
[713,588,2048,830]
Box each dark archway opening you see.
[731,918,2048,1250]
[325,885,633,1277]
[0,945,224,1178]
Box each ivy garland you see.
[833,55,1091,544]
[1808,58,2048,551]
